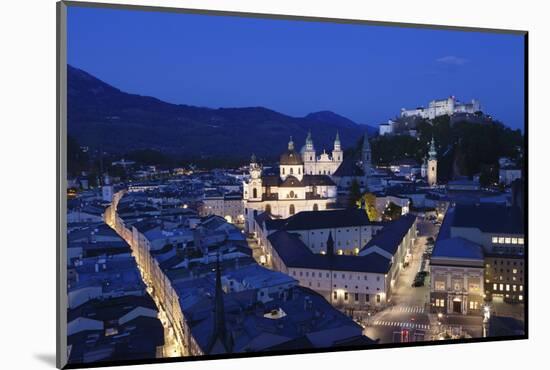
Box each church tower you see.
[102,174,114,203]
[427,137,438,186]
[247,154,262,201]
[361,132,372,177]
[302,130,316,175]
[332,131,343,164]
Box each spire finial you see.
[288,136,294,151]
[326,231,334,257]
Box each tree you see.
[356,192,379,221]
[383,202,402,221]
[348,179,362,208]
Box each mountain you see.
[67,65,373,161]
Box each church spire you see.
[334,131,341,151]
[326,231,335,257]
[428,136,437,160]
[362,132,372,176]
[206,253,232,354]
[288,136,295,151]
[305,130,314,150]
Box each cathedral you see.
[243,132,372,233]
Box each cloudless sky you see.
[67,6,525,130]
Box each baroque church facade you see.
[243,132,372,233]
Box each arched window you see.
[253,188,257,198]
[290,168,294,175]
[289,204,295,215]
[298,168,301,174]
[265,204,271,214]
[313,203,319,211]
[282,168,285,175]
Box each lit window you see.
[505,237,511,244]
[520,285,523,291]
[511,238,518,244]
[513,285,517,292]
[435,281,446,291]
[498,237,505,244]
[513,269,517,274]
[506,284,510,291]
[493,283,497,290]
[518,238,524,245]
[492,237,498,244]
[500,284,504,291]
[519,295,523,301]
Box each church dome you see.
[280,150,304,165]
[280,136,304,165]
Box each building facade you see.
[242,137,340,233]
[401,96,481,120]
[430,237,485,315]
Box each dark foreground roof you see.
[268,231,392,274]
[431,237,484,261]
[362,214,416,255]
[452,204,524,234]
[281,209,373,231]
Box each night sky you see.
[67,6,525,130]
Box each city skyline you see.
[67,6,525,130]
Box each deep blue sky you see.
[67,6,525,130]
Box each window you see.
[498,237,505,244]
[453,281,462,291]
[512,238,518,244]
[313,203,319,211]
[265,204,271,214]
[333,291,337,300]
[513,269,517,274]
[344,292,349,301]
[500,284,504,291]
[290,168,294,175]
[435,281,446,291]
[376,294,381,303]
[252,188,257,198]
[493,283,497,291]
[492,236,498,244]
[518,238,524,245]
[355,293,359,302]
[282,168,285,175]
[505,237,511,244]
[289,204,295,215]
[468,283,480,292]
[289,190,295,198]
[519,295,523,301]
[365,294,370,302]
